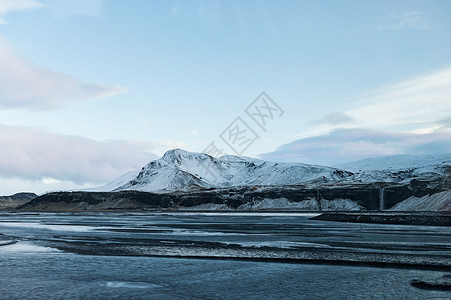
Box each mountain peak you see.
[97,149,354,193]
[162,148,191,158]
[160,149,210,167]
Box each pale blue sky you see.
[0,0,451,194]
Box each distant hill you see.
[0,192,37,209]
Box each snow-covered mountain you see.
[91,150,451,201]
[99,149,353,193]
[337,154,451,183]
[27,151,451,212]
[338,153,451,173]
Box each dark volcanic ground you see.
[18,175,451,212]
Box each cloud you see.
[298,67,451,141]
[314,112,356,126]
[170,0,222,27]
[347,67,451,131]
[373,11,431,31]
[188,129,200,137]
[0,0,44,24]
[0,1,125,109]
[0,0,106,22]
[45,0,105,19]
[140,116,151,125]
[0,177,89,195]
[268,67,451,166]
[439,116,451,128]
[0,36,127,109]
[0,124,161,185]
[260,128,451,166]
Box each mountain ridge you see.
[43,149,448,212]
[91,149,451,193]
[96,149,354,193]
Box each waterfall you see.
[316,189,322,211]
[379,187,385,211]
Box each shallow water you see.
[0,212,450,299]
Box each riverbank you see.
[311,212,451,226]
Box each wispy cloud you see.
[264,67,451,165]
[170,0,222,26]
[0,0,44,24]
[46,0,105,19]
[299,67,451,138]
[0,0,106,22]
[439,116,451,127]
[347,67,451,131]
[0,124,160,185]
[188,129,200,137]
[0,1,124,109]
[0,36,127,109]
[313,112,356,126]
[372,11,431,31]
[260,128,451,165]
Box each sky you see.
[0,0,451,195]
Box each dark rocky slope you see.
[0,192,37,210]
[19,176,450,211]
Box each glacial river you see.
[0,212,450,299]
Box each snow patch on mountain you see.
[238,198,320,210]
[338,153,451,173]
[320,198,364,211]
[180,203,230,210]
[389,190,451,211]
[338,154,451,183]
[234,197,363,211]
